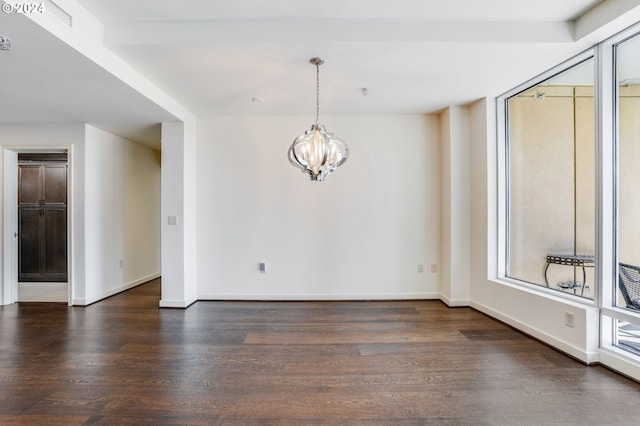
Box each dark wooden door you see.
[18,162,67,282]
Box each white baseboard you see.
[471,299,598,363]
[599,347,640,381]
[439,293,471,307]
[197,292,441,301]
[159,296,197,308]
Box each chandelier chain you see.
[315,63,320,125]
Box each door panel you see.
[44,165,66,205]
[19,209,41,276]
[18,161,68,282]
[18,166,41,205]
[44,208,67,276]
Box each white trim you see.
[472,300,600,364]
[439,293,471,307]
[486,97,499,281]
[599,346,640,380]
[495,275,597,307]
[159,296,197,308]
[197,292,440,301]
[602,306,640,324]
[1,149,17,305]
[597,24,616,343]
[66,145,75,306]
[495,96,507,279]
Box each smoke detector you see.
[0,35,11,51]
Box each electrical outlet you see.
[565,312,575,328]
[417,264,424,273]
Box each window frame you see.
[599,24,640,360]
[496,48,597,305]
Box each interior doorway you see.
[17,152,68,302]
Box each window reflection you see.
[506,57,595,299]
[617,33,640,311]
[615,319,640,355]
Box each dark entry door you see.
[18,159,68,282]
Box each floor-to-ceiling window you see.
[502,53,595,300]
[610,30,640,357]
[500,23,640,369]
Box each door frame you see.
[2,146,73,305]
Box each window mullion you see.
[595,41,615,313]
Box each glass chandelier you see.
[288,57,349,181]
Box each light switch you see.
[168,216,178,225]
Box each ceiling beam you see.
[10,0,194,123]
[104,20,575,46]
[574,0,640,42]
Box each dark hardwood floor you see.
[1,279,639,425]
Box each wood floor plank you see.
[243,330,467,345]
[1,279,639,425]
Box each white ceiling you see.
[75,0,599,23]
[2,0,634,146]
[0,8,178,145]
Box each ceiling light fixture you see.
[0,35,12,51]
[288,57,349,181]
[620,78,640,86]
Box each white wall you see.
[440,106,471,306]
[197,115,440,299]
[84,126,124,303]
[123,141,162,285]
[83,125,161,305]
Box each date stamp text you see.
[2,3,45,14]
